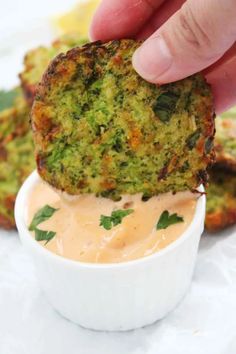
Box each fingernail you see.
[132,36,172,83]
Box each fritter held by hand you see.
[32,39,215,200]
[0,88,35,229]
[206,168,236,232]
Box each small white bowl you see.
[15,171,205,331]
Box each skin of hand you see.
[90,0,236,114]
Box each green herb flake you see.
[29,205,58,231]
[180,160,190,173]
[0,89,18,112]
[29,204,58,245]
[156,210,184,230]
[35,228,56,245]
[186,129,201,150]
[152,91,179,123]
[100,209,134,230]
[204,137,213,154]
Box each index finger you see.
[90,0,165,41]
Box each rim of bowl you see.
[15,170,206,270]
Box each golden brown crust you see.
[205,168,236,232]
[0,88,35,230]
[20,81,37,107]
[214,151,236,172]
[205,209,236,232]
[214,117,236,172]
[0,195,16,229]
[32,39,215,199]
[0,214,15,229]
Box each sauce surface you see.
[27,180,197,263]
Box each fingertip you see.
[90,0,161,43]
[89,21,102,42]
[89,0,117,41]
[89,4,107,41]
[132,37,173,84]
[88,24,96,42]
[205,53,236,114]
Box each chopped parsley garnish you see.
[100,209,134,230]
[152,91,179,123]
[34,229,56,245]
[29,205,58,244]
[29,205,58,231]
[156,210,184,230]
[186,129,201,150]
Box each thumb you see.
[133,0,236,83]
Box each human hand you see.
[90,0,236,113]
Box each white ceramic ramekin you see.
[15,171,205,331]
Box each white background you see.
[0,1,236,353]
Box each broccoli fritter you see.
[32,39,215,200]
[214,116,236,171]
[206,168,236,232]
[0,88,35,229]
[19,34,88,106]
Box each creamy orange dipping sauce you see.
[27,180,197,263]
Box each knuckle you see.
[176,4,215,61]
